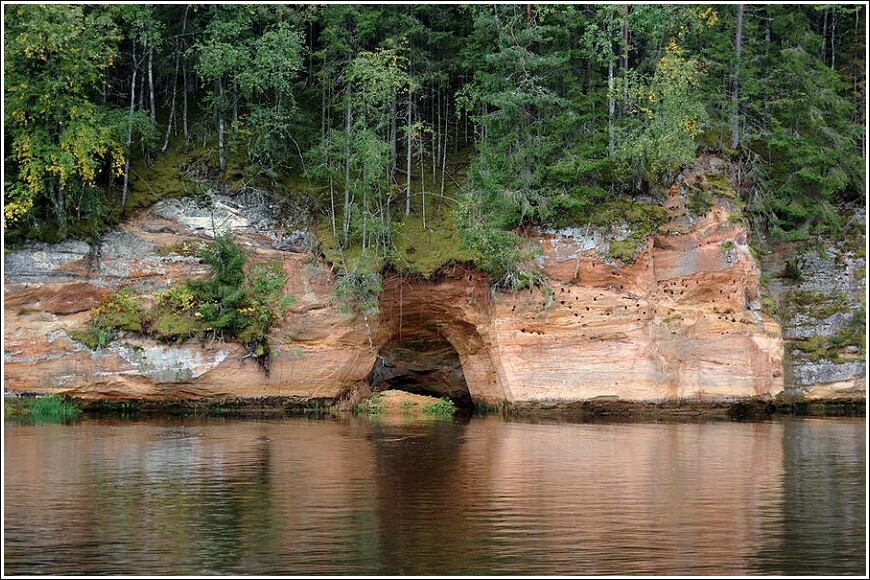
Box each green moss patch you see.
[125,141,210,214]
[790,291,851,319]
[563,199,666,263]
[608,239,639,263]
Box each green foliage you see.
[791,292,851,320]
[72,235,294,374]
[421,397,456,420]
[333,267,383,318]
[151,309,204,344]
[354,393,384,417]
[190,233,250,334]
[608,239,639,263]
[688,187,714,217]
[4,4,864,258]
[614,41,708,185]
[188,234,294,370]
[740,6,863,238]
[760,294,779,318]
[3,4,147,236]
[74,286,145,348]
[194,5,305,174]
[155,284,198,312]
[781,260,803,282]
[8,395,82,423]
[791,321,864,363]
[390,209,475,279]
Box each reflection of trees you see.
[751,418,866,575]
[370,418,521,575]
[82,421,279,574]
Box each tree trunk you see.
[162,7,187,153]
[420,125,426,229]
[182,62,189,142]
[122,41,138,210]
[52,181,68,238]
[390,95,397,173]
[730,4,744,151]
[821,8,828,64]
[343,87,352,241]
[439,96,448,206]
[830,9,836,70]
[608,56,615,157]
[161,49,179,153]
[217,78,226,172]
[148,42,156,128]
[620,5,629,115]
[406,86,413,217]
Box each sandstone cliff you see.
[2,162,808,408]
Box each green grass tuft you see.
[421,397,456,420]
[5,395,81,423]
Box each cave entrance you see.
[369,338,474,409]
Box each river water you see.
[3,414,866,576]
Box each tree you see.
[4,5,146,235]
[614,39,708,187]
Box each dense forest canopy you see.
[3,3,866,288]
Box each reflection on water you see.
[3,415,865,575]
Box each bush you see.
[73,235,294,376]
[422,397,456,419]
[781,259,802,282]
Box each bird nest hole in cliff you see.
[368,338,474,410]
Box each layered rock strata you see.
[760,211,866,401]
[4,179,787,407]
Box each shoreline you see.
[4,391,865,421]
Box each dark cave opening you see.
[368,338,474,409]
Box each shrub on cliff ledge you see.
[72,235,294,376]
[188,234,296,374]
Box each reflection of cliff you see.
[3,419,381,575]
[750,418,867,575]
[455,418,788,575]
[5,417,866,575]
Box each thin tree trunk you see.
[217,78,226,172]
[321,77,327,141]
[420,128,426,229]
[406,88,413,217]
[344,87,352,241]
[162,7,187,152]
[731,4,744,151]
[620,5,630,116]
[53,182,67,238]
[821,9,828,64]
[439,97,448,207]
[830,9,835,70]
[182,62,189,142]
[608,56,615,157]
[436,85,442,180]
[148,42,156,128]
[122,41,138,210]
[390,95,397,173]
[161,49,179,153]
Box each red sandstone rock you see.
[4,179,785,405]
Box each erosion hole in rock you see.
[369,339,474,409]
